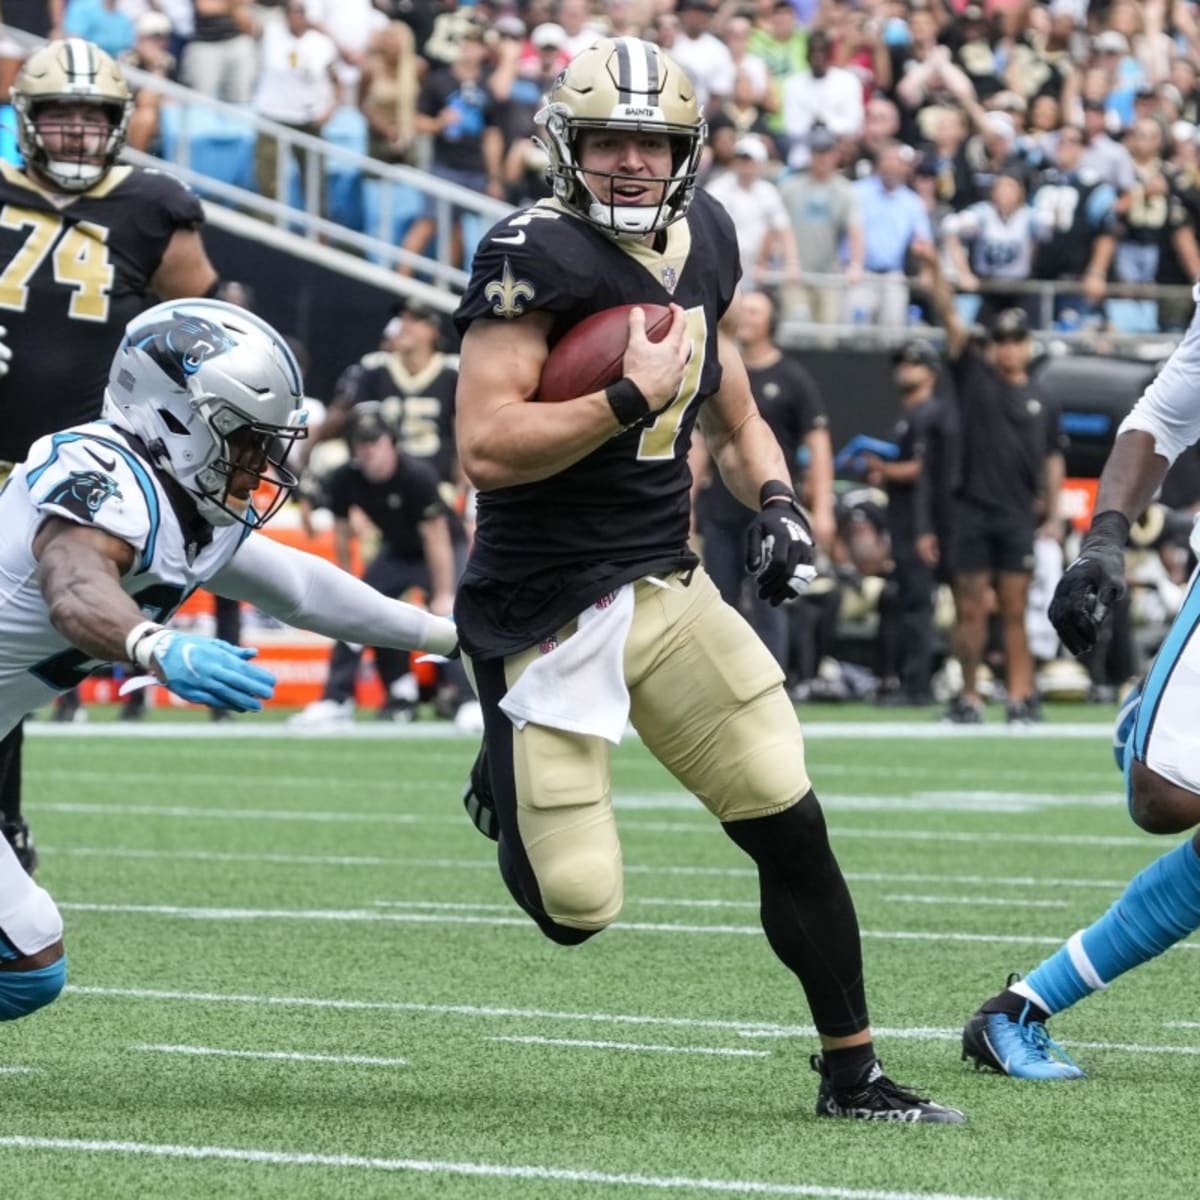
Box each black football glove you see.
[1048,510,1129,657]
[746,491,817,606]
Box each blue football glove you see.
[143,632,276,712]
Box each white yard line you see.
[0,1137,1003,1200]
[33,847,1135,891]
[59,901,1199,955]
[133,1044,408,1067]
[0,1067,36,1075]
[63,985,1200,1060]
[489,1036,770,1058]
[32,802,1169,848]
[23,718,1111,740]
[879,894,1070,909]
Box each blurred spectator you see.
[359,21,419,164]
[182,0,257,104]
[782,29,864,169]
[1170,56,1200,125]
[825,4,891,104]
[402,24,503,271]
[120,11,178,154]
[253,2,340,206]
[704,135,798,289]
[1006,5,1079,114]
[1112,115,1200,328]
[849,142,933,328]
[893,7,973,145]
[942,173,1040,325]
[873,338,957,707]
[669,0,735,115]
[778,125,864,325]
[724,14,776,127]
[748,0,809,135]
[1076,95,1136,192]
[697,110,738,187]
[500,23,565,205]
[692,290,833,669]
[305,0,387,98]
[557,0,605,61]
[64,0,135,59]
[1029,123,1119,327]
[962,108,1027,205]
[848,95,900,178]
[948,4,1003,102]
[919,106,972,212]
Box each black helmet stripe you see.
[65,37,97,82]
[615,37,633,103]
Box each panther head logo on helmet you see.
[534,37,705,239]
[128,314,237,389]
[12,38,133,193]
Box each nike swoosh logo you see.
[84,446,117,472]
[493,231,526,245]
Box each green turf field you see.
[3,712,1196,1199]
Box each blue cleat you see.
[962,1002,1085,1080]
[1112,680,1143,772]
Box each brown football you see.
[537,303,674,404]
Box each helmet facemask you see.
[20,97,130,192]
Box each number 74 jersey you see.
[0,421,249,738]
[0,162,205,463]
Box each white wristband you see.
[125,621,165,669]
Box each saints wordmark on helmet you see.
[484,258,536,319]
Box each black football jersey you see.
[344,351,459,483]
[0,162,204,462]
[452,191,741,658]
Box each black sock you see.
[722,791,869,1038]
[821,1041,878,1092]
[981,987,1051,1025]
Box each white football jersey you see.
[0,421,249,735]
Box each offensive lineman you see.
[0,299,457,1025]
[452,37,962,1122]
[0,39,221,872]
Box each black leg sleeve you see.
[0,722,22,822]
[722,791,869,1038]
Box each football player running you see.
[0,39,221,874]
[962,288,1200,1081]
[0,299,458,1026]
[452,37,962,1122]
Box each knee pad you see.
[0,954,66,1021]
[537,851,623,932]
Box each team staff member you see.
[693,289,834,669]
[452,37,961,1123]
[292,405,456,725]
[919,244,1066,724]
[870,338,957,706]
[0,39,219,872]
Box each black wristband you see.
[1086,510,1131,547]
[759,480,798,509]
[605,377,651,428]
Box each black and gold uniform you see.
[0,162,203,463]
[452,189,739,659]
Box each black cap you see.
[393,297,440,324]
[346,404,393,446]
[989,307,1031,340]
[892,338,940,369]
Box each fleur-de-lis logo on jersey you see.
[485,258,535,319]
[661,266,678,294]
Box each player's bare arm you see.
[699,294,792,511]
[32,517,141,662]
[456,304,688,490]
[1092,432,1169,523]
[149,227,219,299]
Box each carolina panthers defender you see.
[0,39,220,874]
[452,37,962,1122]
[961,286,1200,1081]
[0,299,458,1026]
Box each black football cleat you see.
[2,818,38,875]
[463,744,499,841]
[812,1055,965,1123]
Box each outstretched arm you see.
[211,532,458,656]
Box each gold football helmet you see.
[535,37,705,238]
[12,38,133,192]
